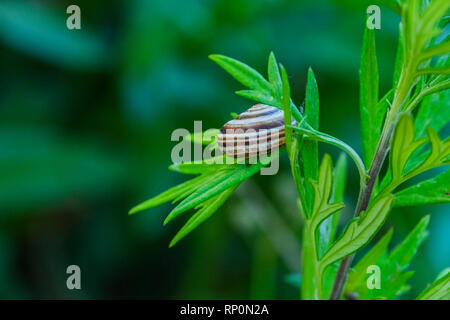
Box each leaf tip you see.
[208,54,222,62]
[128,206,141,215]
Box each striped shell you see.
[218,104,295,158]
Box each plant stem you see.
[328,126,393,299]
[302,220,323,299]
[329,58,416,300]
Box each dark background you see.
[0,0,448,299]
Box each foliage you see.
[131,0,450,300]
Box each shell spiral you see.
[217,104,296,158]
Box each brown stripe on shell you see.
[218,104,296,158]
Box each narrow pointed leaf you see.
[165,163,264,223]
[328,153,347,243]
[129,173,213,214]
[235,90,279,108]
[169,185,238,247]
[320,194,394,272]
[267,52,282,96]
[346,229,393,293]
[417,270,450,300]
[388,215,430,271]
[360,27,380,167]
[302,68,320,216]
[209,54,271,92]
[394,169,450,206]
[390,113,427,181]
[415,90,450,139]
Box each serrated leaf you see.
[380,270,415,300]
[380,112,450,194]
[169,185,238,247]
[388,215,429,272]
[165,163,264,223]
[360,27,380,167]
[129,173,215,214]
[302,155,344,300]
[394,169,450,206]
[209,54,272,93]
[320,194,394,272]
[302,68,320,216]
[417,269,450,300]
[310,155,345,235]
[345,216,431,300]
[345,229,393,293]
[390,113,428,181]
[415,90,450,139]
[404,128,450,178]
[267,52,282,97]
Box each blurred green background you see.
[0,0,448,299]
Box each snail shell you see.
[217,104,296,158]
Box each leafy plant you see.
[131,0,449,300]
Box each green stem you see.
[301,220,323,299]
[329,57,417,300]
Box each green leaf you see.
[404,127,450,178]
[380,112,450,194]
[394,169,450,207]
[388,215,429,271]
[393,24,404,88]
[345,229,393,294]
[235,90,279,108]
[382,270,415,299]
[417,269,450,300]
[324,153,347,247]
[415,90,450,139]
[169,161,235,175]
[280,64,307,208]
[129,173,215,214]
[280,65,293,157]
[310,155,345,241]
[209,54,272,93]
[390,113,428,181]
[320,194,394,272]
[267,52,282,97]
[418,40,450,64]
[345,216,430,299]
[169,185,238,247]
[302,154,344,300]
[302,68,320,216]
[360,27,380,167]
[165,163,264,223]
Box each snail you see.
[217,104,296,158]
